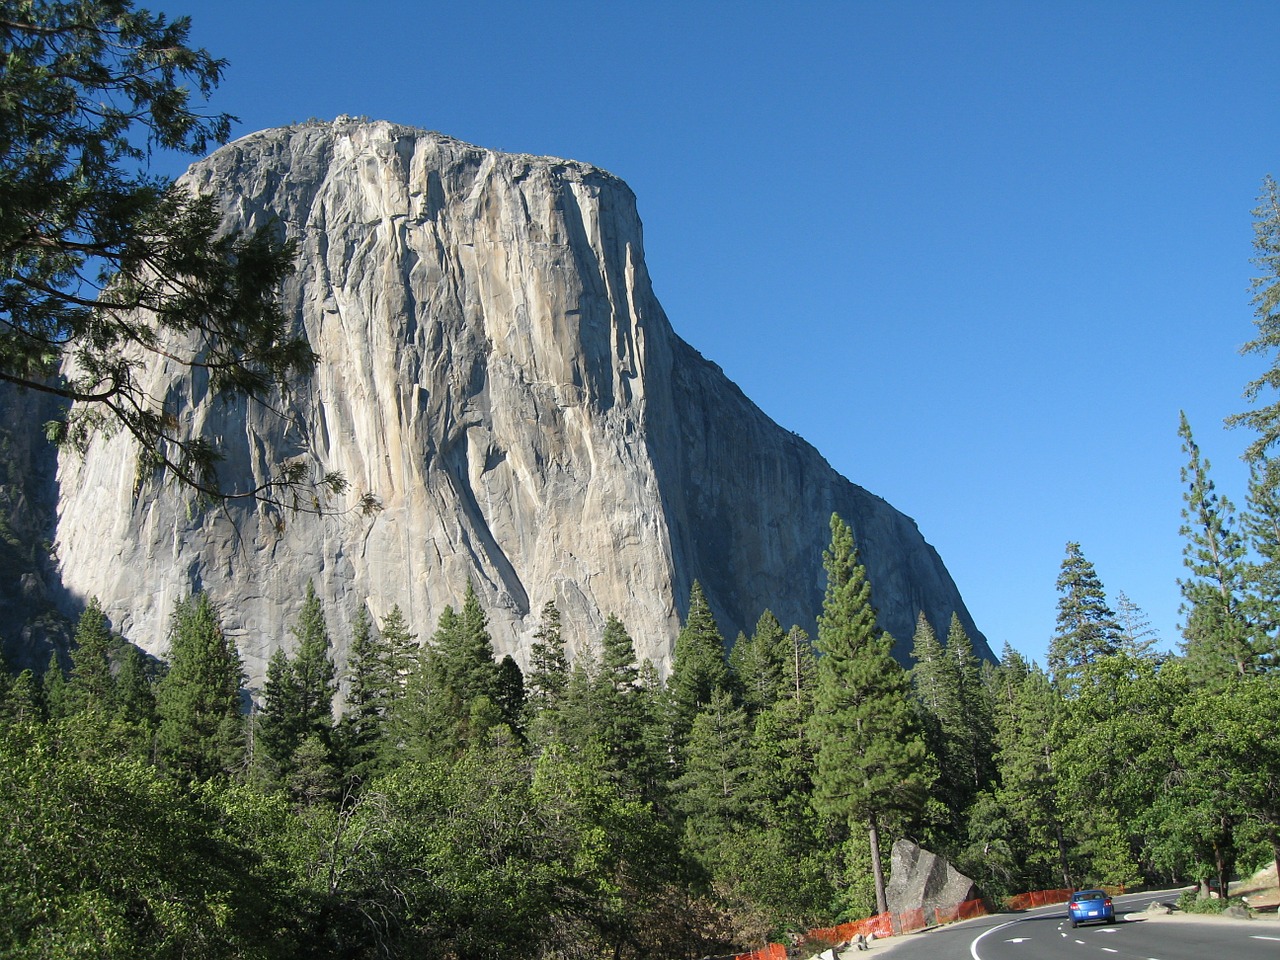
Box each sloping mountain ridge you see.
[48,118,989,684]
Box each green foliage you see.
[1049,542,1121,691]
[0,0,351,506]
[810,514,929,914]
[256,582,336,790]
[666,581,730,753]
[155,593,245,784]
[1178,413,1261,686]
[0,720,303,958]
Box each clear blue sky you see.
[157,0,1280,667]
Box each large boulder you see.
[886,839,977,918]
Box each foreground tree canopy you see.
[0,0,350,504]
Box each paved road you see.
[856,890,1280,960]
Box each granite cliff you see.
[47,118,989,684]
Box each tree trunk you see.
[869,812,888,916]
[1055,822,1073,890]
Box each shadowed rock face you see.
[51,119,990,684]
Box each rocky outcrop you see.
[885,839,978,918]
[50,119,989,685]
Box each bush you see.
[1175,890,1250,915]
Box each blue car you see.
[1067,889,1115,927]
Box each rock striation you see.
[50,118,990,685]
[885,839,979,918]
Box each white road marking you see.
[1252,935,1280,941]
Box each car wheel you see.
[1069,918,1077,928]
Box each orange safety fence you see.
[1004,888,1074,911]
[750,891,1018,958]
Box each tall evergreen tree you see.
[335,603,388,784]
[155,593,246,783]
[495,655,526,733]
[666,581,730,756]
[674,689,754,866]
[993,665,1072,889]
[1227,174,1280,483]
[810,514,929,916]
[1113,591,1161,660]
[290,581,337,737]
[257,582,338,787]
[65,598,117,716]
[1048,542,1121,691]
[729,610,789,716]
[526,599,568,714]
[785,624,819,706]
[1178,413,1259,685]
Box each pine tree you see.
[1178,413,1259,686]
[65,598,117,716]
[784,624,819,706]
[1241,465,1280,668]
[729,609,789,715]
[290,581,337,737]
[42,652,67,720]
[335,604,390,784]
[257,647,301,776]
[993,665,1072,889]
[1048,542,1121,691]
[666,581,730,754]
[256,582,338,787]
[810,514,929,916]
[115,644,157,730]
[526,599,568,714]
[155,593,246,783]
[1227,174,1280,483]
[1114,591,1161,659]
[674,689,754,867]
[495,655,526,733]
[945,614,994,801]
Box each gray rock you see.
[885,839,977,919]
[50,119,991,687]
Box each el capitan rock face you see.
[50,118,989,683]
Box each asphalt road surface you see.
[857,890,1280,960]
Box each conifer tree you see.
[785,624,819,706]
[666,581,730,756]
[155,593,246,783]
[336,604,392,784]
[729,610,788,715]
[1241,466,1280,667]
[1178,413,1259,685]
[257,582,338,786]
[810,514,928,916]
[290,581,337,737]
[115,644,157,730]
[65,598,117,716]
[674,689,754,866]
[526,599,568,714]
[1227,174,1280,485]
[1048,542,1121,692]
[1114,591,1161,659]
[4,669,44,725]
[993,665,1072,889]
[945,614,994,801]
[495,655,526,733]
[42,652,68,720]
[594,614,661,798]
